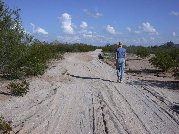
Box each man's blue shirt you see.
[116,48,126,58]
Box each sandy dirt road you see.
[0,49,179,134]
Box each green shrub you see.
[149,52,176,71]
[17,44,55,76]
[136,47,149,59]
[51,43,97,53]
[25,63,47,76]
[7,80,29,96]
[0,116,12,134]
[102,44,116,53]
[0,1,30,78]
[125,45,141,54]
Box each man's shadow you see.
[67,74,116,83]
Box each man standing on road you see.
[115,42,126,83]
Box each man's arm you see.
[125,52,126,59]
[115,52,118,60]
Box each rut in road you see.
[0,49,178,134]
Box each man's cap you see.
[118,42,123,46]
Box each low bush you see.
[7,80,29,96]
[149,51,176,71]
[0,116,12,134]
[136,47,150,59]
[0,42,97,78]
[102,44,116,53]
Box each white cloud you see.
[36,27,48,35]
[60,13,74,34]
[30,23,35,29]
[57,35,80,43]
[173,32,176,37]
[170,11,179,16]
[128,22,158,35]
[83,31,93,38]
[30,23,48,35]
[150,37,155,40]
[127,27,132,32]
[173,32,179,37]
[127,27,141,34]
[83,9,103,18]
[78,29,93,38]
[95,12,103,17]
[127,26,141,34]
[78,29,87,34]
[134,30,141,34]
[80,21,88,29]
[141,22,158,35]
[106,25,116,34]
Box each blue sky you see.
[3,0,179,46]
